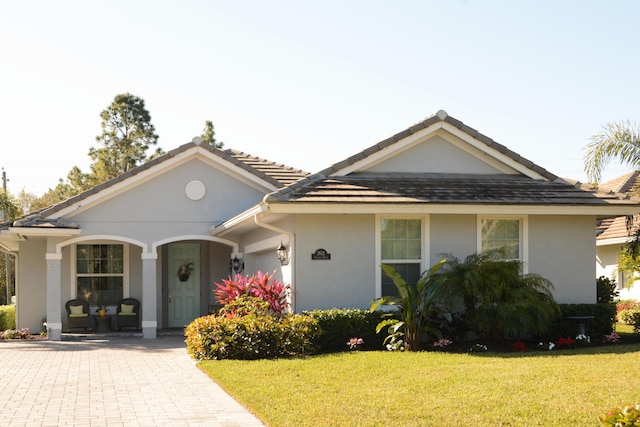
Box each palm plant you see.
[371,259,450,351]
[439,249,560,339]
[584,120,640,185]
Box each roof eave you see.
[8,227,83,237]
[264,202,640,217]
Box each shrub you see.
[438,250,560,340]
[0,305,16,330]
[214,271,290,314]
[618,309,640,332]
[597,276,619,304]
[0,328,31,339]
[304,308,393,353]
[598,404,640,426]
[617,300,640,315]
[185,313,320,360]
[548,304,616,341]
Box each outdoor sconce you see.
[276,241,288,266]
[229,255,244,274]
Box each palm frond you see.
[584,120,640,185]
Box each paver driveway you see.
[0,337,265,427]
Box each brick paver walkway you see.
[0,337,265,427]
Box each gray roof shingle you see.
[265,172,636,206]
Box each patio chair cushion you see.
[69,305,84,315]
[69,313,89,318]
[120,304,135,314]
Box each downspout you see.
[253,214,296,312]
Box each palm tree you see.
[438,249,560,339]
[584,120,640,185]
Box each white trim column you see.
[45,253,62,341]
[141,251,157,339]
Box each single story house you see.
[2,110,639,340]
[596,171,640,300]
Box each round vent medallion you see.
[185,180,206,201]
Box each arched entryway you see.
[154,235,239,329]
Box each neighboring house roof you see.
[596,171,640,243]
[597,170,640,194]
[3,140,309,229]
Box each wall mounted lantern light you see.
[230,255,244,274]
[276,241,288,266]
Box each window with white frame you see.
[480,218,522,260]
[380,218,422,296]
[76,244,124,306]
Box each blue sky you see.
[1,1,639,196]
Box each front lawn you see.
[199,343,640,426]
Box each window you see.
[76,244,124,306]
[480,218,522,260]
[380,218,422,296]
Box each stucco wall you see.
[367,134,505,174]
[294,214,375,311]
[597,244,620,281]
[290,213,598,311]
[597,244,640,301]
[528,215,596,303]
[66,158,266,243]
[16,239,47,333]
[430,214,477,264]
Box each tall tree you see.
[89,93,161,183]
[0,190,19,305]
[584,120,640,185]
[201,120,224,148]
[0,190,20,222]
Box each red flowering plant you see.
[513,341,527,352]
[556,336,575,349]
[214,271,290,316]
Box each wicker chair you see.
[65,298,91,332]
[115,298,140,330]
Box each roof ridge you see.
[317,110,559,182]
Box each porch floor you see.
[61,328,185,340]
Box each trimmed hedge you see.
[304,308,395,353]
[0,305,16,330]
[547,304,616,340]
[185,313,320,360]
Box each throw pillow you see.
[69,305,84,315]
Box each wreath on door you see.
[177,262,194,282]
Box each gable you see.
[258,111,640,219]
[365,133,511,175]
[71,158,265,222]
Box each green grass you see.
[199,342,640,426]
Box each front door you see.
[168,243,200,328]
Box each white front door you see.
[168,243,200,328]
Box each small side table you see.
[95,315,112,333]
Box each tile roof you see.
[265,111,637,209]
[7,141,308,227]
[225,149,308,186]
[597,170,640,194]
[596,215,638,241]
[265,172,637,206]
[596,171,640,241]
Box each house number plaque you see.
[311,248,331,260]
